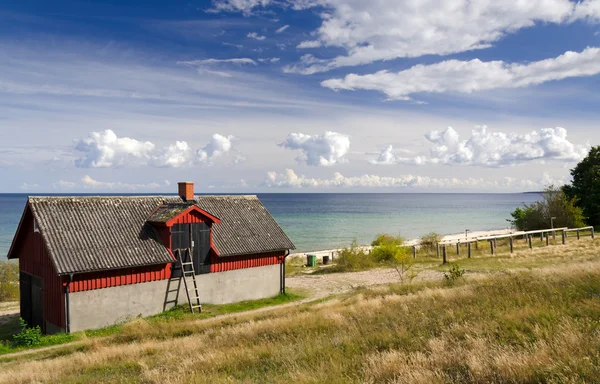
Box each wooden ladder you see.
[176,248,202,313]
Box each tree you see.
[509,186,585,231]
[563,146,600,227]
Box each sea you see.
[0,193,542,256]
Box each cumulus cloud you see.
[74,129,155,168]
[275,25,289,33]
[322,47,600,100]
[197,134,236,163]
[283,0,600,73]
[374,126,588,167]
[74,130,238,168]
[279,131,350,166]
[263,169,562,190]
[247,32,266,40]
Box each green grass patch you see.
[0,292,304,357]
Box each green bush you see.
[509,186,585,231]
[0,261,19,302]
[12,318,42,347]
[371,234,403,247]
[334,240,375,272]
[420,232,442,253]
[444,265,465,285]
[372,242,403,263]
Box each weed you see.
[12,318,41,347]
[444,264,465,284]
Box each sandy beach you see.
[288,228,517,261]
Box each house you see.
[7,182,295,333]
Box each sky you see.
[1,0,600,193]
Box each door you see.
[19,272,43,330]
[31,276,44,330]
[192,223,211,274]
[171,223,191,278]
[171,223,211,276]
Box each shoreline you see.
[289,227,516,260]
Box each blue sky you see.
[1,0,600,193]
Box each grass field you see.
[1,238,600,383]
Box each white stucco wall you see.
[68,263,281,332]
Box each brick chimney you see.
[178,182,194,201]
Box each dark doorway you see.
[19,272,43,330]
[171,223,211,276]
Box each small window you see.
[33,219,39,233]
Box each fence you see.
[433,226,595,264]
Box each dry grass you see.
[2,240,600,383]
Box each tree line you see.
[510,146,600,231]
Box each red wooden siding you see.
[16,208,65,331]
[68,263,172,293]
[210,250,286,273]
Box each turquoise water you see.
[0,193,541,256]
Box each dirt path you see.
[0,302,19,327]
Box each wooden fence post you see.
[493,238,497,249]
[577,229,580,240]
[413,246,417,259]
[528,235,533,249]
[509,237,514,253]
[475,240,479,250]
[442,245,447,264]
[436,243,440,258]
[540,232,544,242]
[592,227,595,239]
[456,241,460,256]
[468,242,471,258]
[490,240,495,255]
[546,233,549,246]
[562,230,566,245]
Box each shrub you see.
[334,240,375,272]
[444,265,465,285]
[12,318,42,347]
[390,247,417,283]
[508,186,585,231]
[371,234,403,247]
[0,261,19,302]
[420,232,442,254]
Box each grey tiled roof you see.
[27,195,294,275]
[29,196,179,275]
[197,196,296,256]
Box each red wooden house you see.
[7,182,295,333]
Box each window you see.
[33,219,39,233]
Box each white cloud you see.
[197,134,236,163]
[178,58,257,66]
[20,183,40,190]
[152,141,193,168]
[322,47,600,100]
[258,57,281,63]
[75,130,239,168]
[263,168,561,190]
[279,131,350,166]
[286,0,600,73]
[81,175,163,190]
[52,180,77,189]
[297,40,322,49]
[247,32,267,40]
[210,0,273,14]
[376,126,589,167]
[74,129,156,168]
[275,25,290,33]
